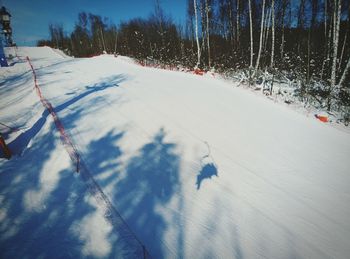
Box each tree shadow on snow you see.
[112,128,182,258]
[8,110,49,156]
[76,127,184,258]
[7,75,125,156]
[2,127,159,258]
[0,126,97,258]
[55,74,126,113]
[2,70,186,257]
[83,130,124,188]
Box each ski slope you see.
[1,47,350,258]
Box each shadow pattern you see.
[196,163,218,190]
[8,75,125,156]
[0,127,95,258]
[2,70,184,258]
[113,128,181,258]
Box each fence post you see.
[0,133,11,159]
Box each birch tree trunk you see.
[236,0,240,49]
[254,0,266,75]
[339,32,348,71]
[194,0,201,67]
[271,0,275,68]
[307,28,311,85]
[321,7,333,80]
[325,0,328,40]
[331,0,341,86]
[100,28,107,53]
[205,0,211,68]
[200,1,206,54]
[338,5,349,72]
[329,0,341,110]
[248,0,254,68]
[338,56,350,88]
[114,30,118,55]
[338,2,350,89]
[280,0,287,60]
[263,7,271,53]
[228,0,234,49]
[297,0,306,55]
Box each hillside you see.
[1,47,350,258]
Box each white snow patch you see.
[70,195,113,258]
[0,207,7,222]
[23,129,71,213]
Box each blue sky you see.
[2,0,187,46]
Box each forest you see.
[37,0,350,123]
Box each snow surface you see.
[1,47,350,258]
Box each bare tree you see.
[100,28,107,53]
[236,0,240,49]
[329,0,342,110]
[298,0,306,30]
[248,0,254,68]
[263,7,271,54]
[321,3,334,80]
[297,0,306,54]
[339,3,350,72]
[194,0,201,67]
[339,57,350,88]
[49,24,59,48]
[114,27,118,55]
[254,0,266,75]
[325,0,328,39]
[154,0,166,61]
[280,0,288,60]
[271,0,275,68]
[187,0,195,50]
[205,0,211,68]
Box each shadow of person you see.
[196,163,218,190]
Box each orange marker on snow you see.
[194,68,204,76]
[315,114,329,123]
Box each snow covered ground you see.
[1,47,350,258]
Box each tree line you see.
[38,0,350,118]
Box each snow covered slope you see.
[1,47,350,258]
